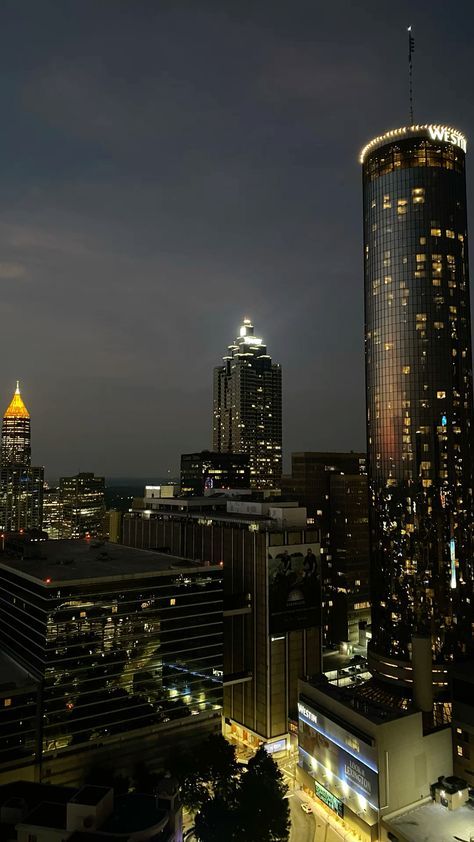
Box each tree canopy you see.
[192,742,290,842]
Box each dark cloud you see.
[0,0,472,479]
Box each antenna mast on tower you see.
[408,26,415,124]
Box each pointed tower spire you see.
[4,383,30,419]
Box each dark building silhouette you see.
[281,452,369,645]
[362,124,474,689]
[180,450,250,495]
[213,318,282,489]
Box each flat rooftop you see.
[386,798,474,842]
[0,540,219,585]
[305,677,413,725]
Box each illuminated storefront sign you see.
[265,738,286,754]
[315,780,344,817]
[298,702,318,726]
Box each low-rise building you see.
[297,676,452,842]
[0,780,181,841]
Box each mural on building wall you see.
[268,543,321,632]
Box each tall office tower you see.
[0,383,43,532]
[213,318,282,488]
[361,124,474,689]
[2,382,31,465]
[281,452,369,645]
[59,472,105,538]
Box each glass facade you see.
[213,318,282,489]
[362,126,474,668]
[59,473,106,538]
[0,545,223,761]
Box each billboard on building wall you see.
[268,543,321,632]
[298,702,379,808]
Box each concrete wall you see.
[377,716,452,817]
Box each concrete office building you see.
[281,452,369,645]
[123,495,321,749]
[297,675,451,842]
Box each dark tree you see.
[204,733,239,800]
[194,795,237,842]
[236,746,290,842]
[166,732,238,813]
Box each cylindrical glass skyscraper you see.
[361,125,474,689]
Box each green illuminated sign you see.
[315,781,344,818]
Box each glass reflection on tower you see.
[361,125,474,677]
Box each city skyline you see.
[2,2,474,479]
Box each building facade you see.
[281,452,369,645]
[297,676,451,842]
[0,384,43,532]
[0,538,223,786]
[362,125,474,685]
[59,473,105,539]
[123,496,321,747]
[180,450,250,495]
[213,318,282,489]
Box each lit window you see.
[431,228,442,237]
[4,698,11,707]
[419,236,426,245]
[403,366,411,375]
[446,229,455,239]
[412,187,425,203]
[437,391,446,399]
[434,322,444,329]
[416,254,426,262]
[397,199,408,215]
[457,745,463,756]
[170,598,176,606]
[383,195,391,209]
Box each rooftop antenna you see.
[408,25,415,125]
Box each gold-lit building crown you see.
[4,382,30,419]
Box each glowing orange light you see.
[4,382,30,419]
[45,577,51,584]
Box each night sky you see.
[1,0,473,480]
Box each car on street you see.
[300,802,312,814]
